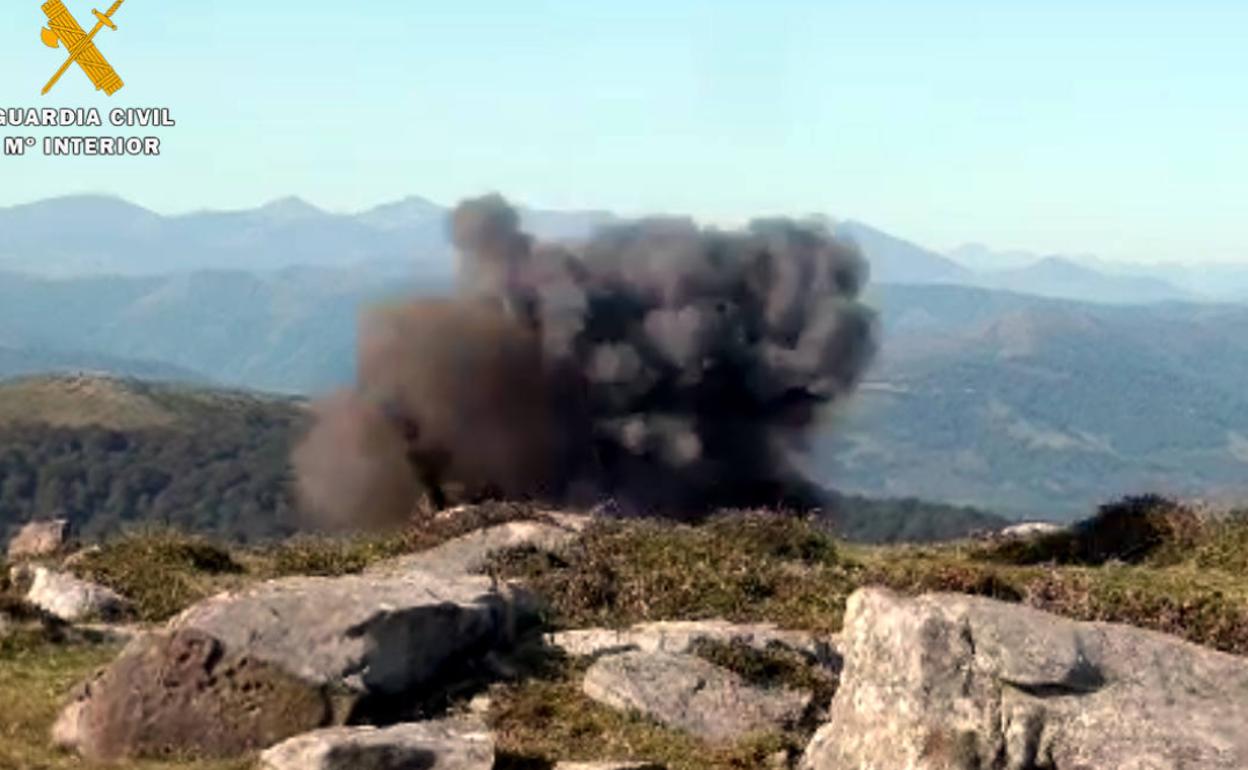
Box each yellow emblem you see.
[40,0,126,96]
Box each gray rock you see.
[52,628,335,761]
[169,569,536,695]
[366,519,585,578]
[801,587,1248,770]
[550,620,839,667]
[997,521,1066,539]
[60,545,102,570]
[583,651,809,744]
[259,720,494,770]
[25,567,131,622]
[7,518,68,560]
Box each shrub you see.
[977,494,1201,566]
[68,530,244,621]
[264,536,401,577]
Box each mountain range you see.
[3,194,1248,519]
[0,195,613,279]
[5,194,1244,303]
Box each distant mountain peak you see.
[2,193,156,217]
[834,220,973,284]
[256,196,325,221]
[355,195,444,230]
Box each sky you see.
[0,0,1245,264]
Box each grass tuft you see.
[67,530,245,622]
[489,511,858,634]
[976,495,1202,566]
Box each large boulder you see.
[51,629,335,761]
[25,567,131,623]
[550,619,839,666]
[259,719,494,770]
[56,569,537,761]
[583,651,810,744]
[365,519,585,578]
[6,518,68,560]
[801,587,1248,770]
[168,570,536,696]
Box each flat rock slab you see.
[365,520,585,578]
[26,567,131,623]
[169,570,536,695]
[802,587,1248,770]
[550,619,839,667]
[583,651,809,744]
[260,720,494,770]
[52,628,333,762]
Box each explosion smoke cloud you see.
[295,195,878,527]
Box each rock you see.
[75,622,144,645]
[997,521,1066,539]
[801,587,1248,770]
[8,562,33,590]
[366,520,584,578]
[259,719,494,770]
[52,629,335,761]
[170,570,536,696]
[25,567,131,622]
[550,619,839,667]
[61,545,102,570]
[6,518,68,560]
[466,693,492,716]
[583,651,809,744]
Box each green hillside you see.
[817,284,1248,519]
[0,375,306,544]
[0,375,1004,547]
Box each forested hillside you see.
[0,376,305,543]
[0,375,1005,546]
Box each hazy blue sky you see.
[0,1,1244,263]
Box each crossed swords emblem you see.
[39,0,126,96]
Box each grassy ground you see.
[2,498,1246,768]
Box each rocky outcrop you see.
[365,519,586,578]
[25,567,131,622]
[52,629,335,761]
[583,651,810,743]
[801,587,1248,770]
[550,619,839,666]
[259,719,494,770]
[168,570,536,696]
[55,569,537,761]
[6,518,68,560]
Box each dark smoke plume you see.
[295,194,877,527]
